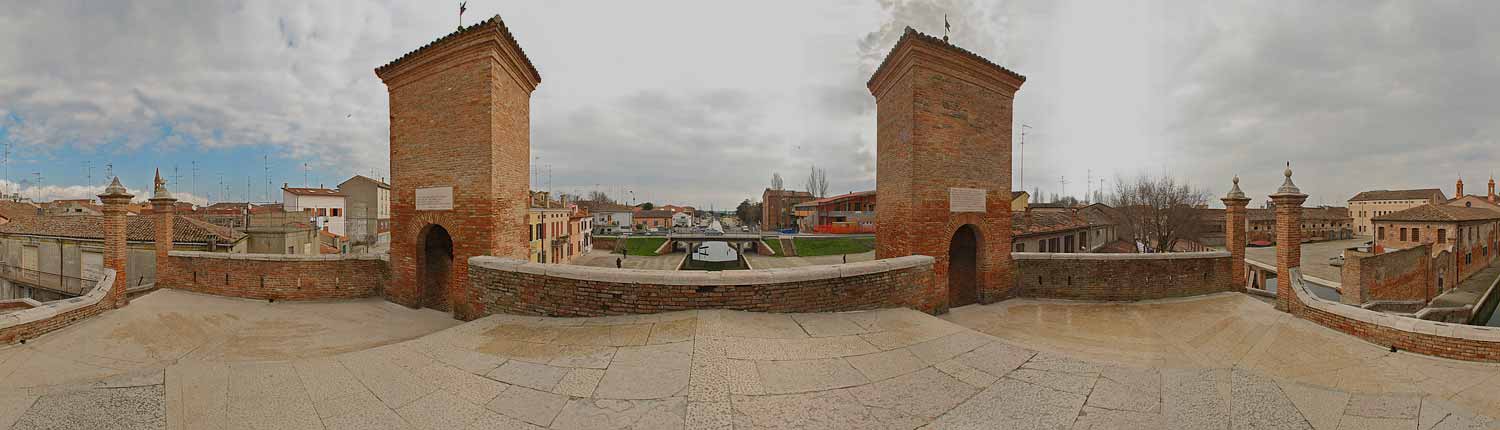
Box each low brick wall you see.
[1290,268,1500,362]
[467,255,934,317]
[1341,245,1432,306]
[0,269,116,344]
[163,251,389,301]
[1013,251,1233,301]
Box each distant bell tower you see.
[868,27,1025,313]
[376,15,541,318]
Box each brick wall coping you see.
[0,298,43,310]
[1243,258,1341,290]
[0,269,114,331]
[169,250,389,262]
[1013,251,1230,261]
[468,255,934,286]
[1291,268,1500,343]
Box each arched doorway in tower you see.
[949,224,980,307]
[418,224,454,311]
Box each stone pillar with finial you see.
[1270,163,1308,313]
[98,177,133,308]
[150,169,177,289]
[1221,176,1251,292]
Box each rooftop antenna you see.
[457,1,468,31]
[84,161,93,187]
[1019,124,1032,192]
[1058,175,1069,202]
[303,163,309,187]
[191,161,198,203]
[32,172,42,202]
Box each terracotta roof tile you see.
[282,187,344,197]
[375,15,541,83]
[1373,204,1500,223]
[0,214,243,244]
[1348,189,1445,202]
[868,27,1026,90]
[1012,211,1090,237]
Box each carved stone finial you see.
[1274,161,1303,196]
[152,168,174,200]
[100,177,131,199]
[1225,175,1246,200]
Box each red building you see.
[794,191,876,234]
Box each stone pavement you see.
[570,251,684,270]
[744,251,876,269]
[1245,238,1367,283]
[4,290,1498,429]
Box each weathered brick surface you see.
[1222,196,1250,292]
[869,29,1023,313]
[1014,253,1233,301]
[1297,288,1500,362]
[1341,245,1433,305]
[100,183,132,309]
[161,253,388,301]
[468,257,934,317]
[0,271,116,344]
[377,18,541,319]
[1272,193,1308,313]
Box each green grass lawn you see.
[762,239,784,256]
[791,237,875,257]
[622,237,667,256]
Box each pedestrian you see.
[842,254,847,264]
[616,257,622,268]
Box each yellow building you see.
[529,207,572,264]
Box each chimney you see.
[283,182,288,189]
[1456,177,1464,197]
[1490,175,1496,203]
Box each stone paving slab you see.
[2,290,1499,428]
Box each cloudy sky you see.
[1,1,1497,209]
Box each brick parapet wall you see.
[0,269,116,344]
[161,251,388,301]
[467,255,934,317]
[1341,245,1433,305]
[1013,251,1233,301]
[1289,268,1500,362]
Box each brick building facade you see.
[869,28,1024,313]
[376,16,541,318]
[761,189,812,232]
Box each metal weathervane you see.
[944,14,951,42]
[458,2,468,30]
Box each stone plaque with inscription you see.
[948,187,987,213]
[415,186,453,211]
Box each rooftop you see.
[1372,203,1500,222]
[282,187,344,197]
[1348,188,1446,202]
[0,213,243,244]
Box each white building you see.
[282,185,348,236]
[673,211,692,227]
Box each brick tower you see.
[98,177,133,308]
[1221,176,1250,292]
[1270,163,1308,313]
[376,16,541,318]
[150,169,176,287]
[868,28,1025,313]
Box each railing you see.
[0,263,100,297]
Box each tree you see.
[585,190,614,204]
[1107,175,1211,252]
[805,165,829,198]
[640,202,654,210]
[736,199,762,227]
[771,173,784,191]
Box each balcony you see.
[0,262,99,297]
